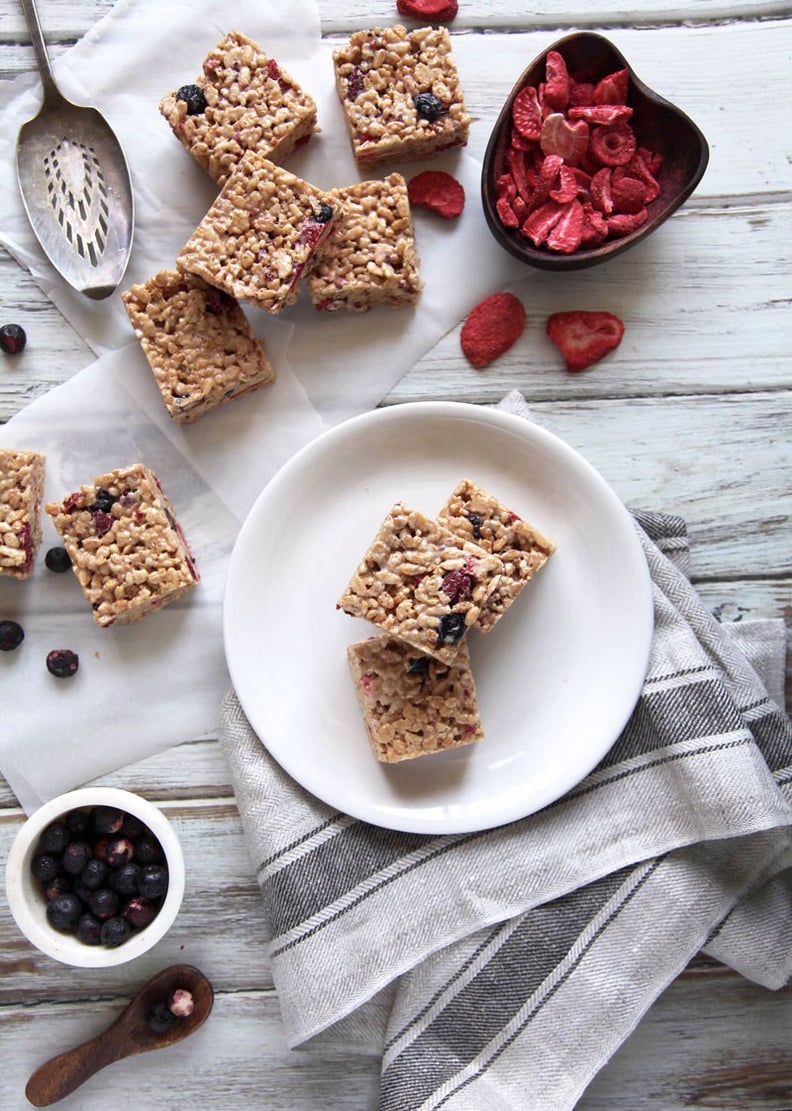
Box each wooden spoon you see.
[25,965,213,1107]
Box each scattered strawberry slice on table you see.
[396,0,458,21]
[407,170,465,219]
[461,292,526,369]
[546,310,625,372]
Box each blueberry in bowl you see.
[481,32,709,270]
[5,787,184,968]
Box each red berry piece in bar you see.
[546,310,625,372]
[461,292,526,369]
[397,0,459,20]
[407,170,465,218]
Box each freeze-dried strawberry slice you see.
[568,104,633,126]
[594,67,629,105]
[408,170,465,218]
[506,146,533,204]
[496,195,520,228]
[544,50,570,112]
[461,292,526,369]
[637,147,664,176]
[589,122,637,166]
[496,173,517,203]
[623,152,661,203]
[590,167,614,215]
[396,0,459,21]
[549,165,579,204]
[540,113,589,165]
[569,80,596,108]
[545,199,585,253]
[546,310,625,372]
[512,85,543,141]
[610,173,647,214]
[510,127,537,152]
[580,203,609,246]
[521,199,566,246]
[607,209,648,237]
[527,153,563,211]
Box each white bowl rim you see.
[5,787,185,968]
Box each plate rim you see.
[223,401,654,834]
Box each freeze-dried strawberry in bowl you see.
[481,32,709,270]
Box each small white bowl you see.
[5,787,185,968]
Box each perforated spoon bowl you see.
[16,0,134,299]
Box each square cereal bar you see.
[46,464,199,627]
[122,270,275,424]
[176,153,338,314]
[0,448,45,579]
[348,634,484,763]
[337,502,502,664]
[333,24,470,166]
[437,479,555,633]
[306,172,423,311]
[159,31,318,186]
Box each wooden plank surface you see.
[0,1,790,1109]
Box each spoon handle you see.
[19,0,60,104]
[25,1029,125,1107]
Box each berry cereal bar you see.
[348,634,484,763]
[0,448,45,579]
[122,270,275,424]
[46,464,199,627]
[176,153,338,314]
[337,502,502,665]
[437,479,555,633]
[307,173,423,311]
[159,31,318,187]
[333,25,470,166]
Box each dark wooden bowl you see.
[481,32,710,271]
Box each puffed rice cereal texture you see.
[337,501,503,665]
[46,464,200,627]
[122,270,275,424]
[159,31,318,186]
[348,634,484,762]
[176,153,338,314]
[437,479,555,632]
[333,24,470,166]
[0,448,45,579]
[307,172,423,311]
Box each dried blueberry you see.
[138,864,168,901]
[105,837,135,868]
[414,92,447,122]
[101,916,132,948]
[120,813,146,839]
[110,862,141,896]
[346,66,365,101]
[81,857,110,890]
[437,612,466,645]
[61,840,92,875]
[65,808,91,837]
[176,84,207,115]
[0,620,24,652]
[466,513,483,540]
[123,896,159,929]
[407,656,430,676]
[44,546,72,573]
[134,834,164,865]
[147,999,176,1035]
[89,888,119,921]
[39,821,69,854]
[93,805,124,834]
[0,323,27,354]
[43,875,71,902]
[89,489,116,513]
[315,203,334,223]
[47,893,82,932]
[46,649,79,678]
[31,854,60,883]
[75,913,102,945]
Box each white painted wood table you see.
[1,1,790,1108]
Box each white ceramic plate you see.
[224,402,653,835]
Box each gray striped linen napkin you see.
[219,396,792,1111]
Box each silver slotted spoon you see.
[16,0,134,299]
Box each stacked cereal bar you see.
[438,479,556,632]
[337,502,502,666]
[46,464,199,627]
[122,270,275,424]
[348,634,484,762]
[333,25,470,166]
[177,153,338,314]
[307,172,423,311]
[0,448,45,579]
[159,31,318,186]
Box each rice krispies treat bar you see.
[176,153,338,314]
[348,634,484,763]
[337,502,503,665]
[437,479,555,633]
[306,173,423,311]
[46,464,199,627]
[0,448,45,580]
[122,270,275,424]
[159,31,318,187]
[333,25,471,166]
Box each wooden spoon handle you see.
[26,1030,124,1107]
